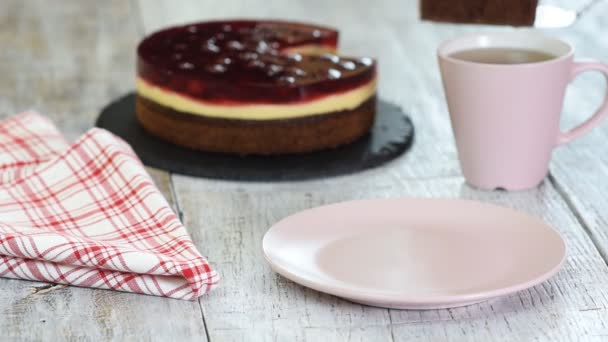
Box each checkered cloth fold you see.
[0,112,218,300]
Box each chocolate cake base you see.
[135,95,376,155]
[420,0,538,26]
[96,93,414,181]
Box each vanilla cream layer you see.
[136,77,376,120]
[282,44,337,55]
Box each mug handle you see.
[557,61,608,145]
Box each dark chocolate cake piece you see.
[420,0,538,26]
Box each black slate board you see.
[96,93,414,181]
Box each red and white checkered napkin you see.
[0,112,218,300]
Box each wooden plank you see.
[545,0,608,265]
[0,1,208,340]
[363,3,608,340]
[141,0,608,340]
[172,176,394,341]
[539,0,600,14]
[376,0,608,269]
[136,3,401,340]
[388,180,608,342]
[0,0,134,140]
[1,169,208,342]
[172,174,608,341]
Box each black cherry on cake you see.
[136,20,377,155]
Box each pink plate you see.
[262,198,566,309]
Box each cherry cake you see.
[136,20,377,155]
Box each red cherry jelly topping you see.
[137,20,376,104]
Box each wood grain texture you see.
[142,0,608,340]
[0,1,208,341]
[0,0,134,139]
[548,0,608,265]
[172,174,608,341]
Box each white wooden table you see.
[2,1,608,341]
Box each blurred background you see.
[0,0,606,174]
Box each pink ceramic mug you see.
[438,32,608,191]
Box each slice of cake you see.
[420,0,538,26]
[136,20,377,155]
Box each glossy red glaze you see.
[137,20,376,104]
